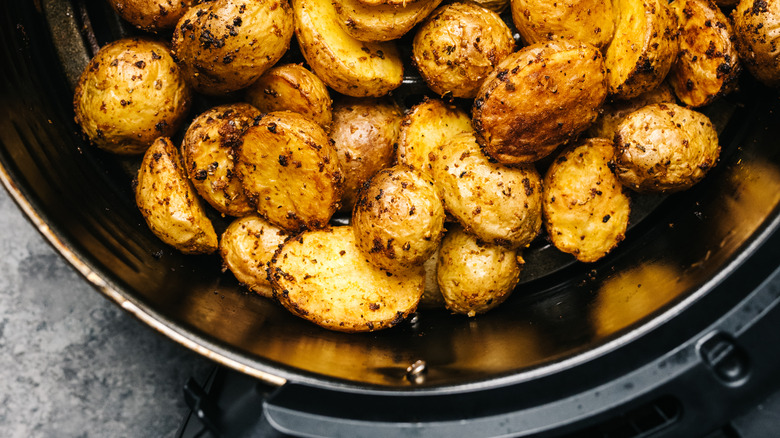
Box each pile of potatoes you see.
[72,0,780,332]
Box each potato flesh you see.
[511,0,615,48]
[334,0,443,42]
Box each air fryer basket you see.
[3,1,780,436]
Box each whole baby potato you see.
[107,0,197,31]
[413,2,515,98]
[732,0,780,87]
[73,38,191,154]
[587,82,676,139]
[511,0,615,48]
[353,165,446,274]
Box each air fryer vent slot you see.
[565,396,681,438]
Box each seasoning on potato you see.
[511,0,615,49]
[472,40,608,165]
[412,2,515,98]
[587,82,676,140]
[333,0,443,43]
[543,138,631,263]
[235,111,344,232]
[269,226,424,333]
[732,0,780,88]
[73,37,192,155]
[613,103,721,193]
[107,0,196,32]
[135,137,218,255]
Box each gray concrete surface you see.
[0,187,214,437]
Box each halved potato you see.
[334,0,443,42]
[511,0,615,48]
[269,226,424,332]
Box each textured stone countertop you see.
[0,187,214,436]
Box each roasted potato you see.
[613,103,721,192]
[269,226,424,332]
[432,132,543,249]
[245,64,332,130]
[181,103,260,217]
[605,0,679,99]
[587,82,676,139]
[437,225,522,316]
[543,138,631,263]
[107,0,196,32]
[293,0,404,97]
[220,215,289,298]
[331,97,402,212]
[419,250,445,309]
[73,37,191,155]
[732,0,780,87]
[511,0,615,49]
[413,2,515,98]
[353,165,446,273]
[354,0,423,5]
[171,0,294,95]
[669,0,740,107]
[135,137,218,254]
[471,0,510,13]
[333,0,443,42]
[235,111,344,232]
[472,40,608,165]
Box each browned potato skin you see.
[544,139,631,263]
[472,40,608,165]
[220,215,289,298]
[419,249,445,309]
[355,0,423,5]
[135,137,218,254]
[432,132,543,249]
[73,38,191,155]
[171,0,294,95]
[472,0,510,13]
[108,0,196,31]
[182,103,260,217]
[732,0,780,87]
[437,225,522,316]
[353,165,446,273]
[235,111,344,232]
[587,82,676,139]
[613,103,721,192]
[334,0,443,43]
[669,0,741,107]
[331,97,402,212]
[270,226,424,333]
[605,0,679,99]
[245,64,332,130]
[413,2,515,98]
[511,0,615,49]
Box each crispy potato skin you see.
[135,137,218,254]
[732,0,780,87]
[413,2,515,98]
[245,64,332,130]
[182,103,260,217]
[73,38,191,155]
[543,139,631,263]
[605,0,679,99]
[670,0,740,107]
[220,215,289,298]
[353,166,445,273]
[293,0,403,97]
[331,97,402,212]
[334,0,443,42]
[472,40,608,165]
[587,82,676,139]
[432,132,543,249]
[437,225,522,316]
[270,226,424,333]
[108,0,196,31]
[235,111,344,232]
[613,103,720,192]
[171,0,293,95]
[511,0,615,48]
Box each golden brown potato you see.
[333,0,443,42]
[330,97,402,212]
[73,38,191,155]
[107,0,196,31]
[269,226,424,332]
[432,132,543,249]
[245,64,332,130]
[732,0,780,87]
[437,225,522,316]
[220,215,289,298]
[397,98,473,178]
[543,138,631,263]
[171,0,294,95]
[511,0,615,48]
[587,82,676,139]
[613,103,721,192]
[135,137,218,254]
[293,0,404,97]
[472,40,608,165]
[413,2,515,98]
[181,103,260,217]
[605,0,679,99]
[355,0,423,5]
[471,0,510,13]
[669,0,740,107]
[235,111,344,232]
[352,165,445,273]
